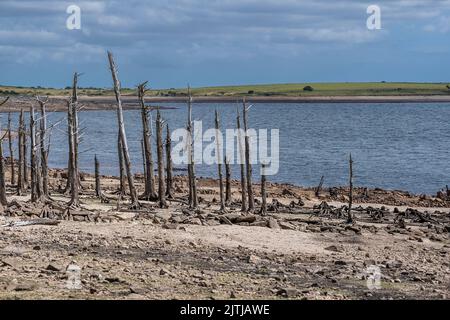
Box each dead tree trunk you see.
[237,111,247,212]
[30,105,38,203]
[117,133,126,194]
[0,98,9,206]
[37,97,50,198]
[7,112,15,185]
[63,73,79,195]
[347,154,354,224]
[156,110,167,208]
[95,154,101,197]
[35,123,43,199]
[140,138,146,180]
[165,124,174,199]
[225,156,231,206]
[315,176,325,197]
[259,164,267,215]
[0,128,7,206]
[94,155,109,203]
[215,110,226,212]
[64,100,73,195]
[243,99,254,211]
[23,126,28,186]
[17,109,26,195]
[67,98,79,207]
[108,51,139,208]
[66,73,80,208]
[138,82,157,200]
[187,86,198,209]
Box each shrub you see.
[303,86,314,92]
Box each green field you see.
[1,82,449,97]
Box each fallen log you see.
[2,219,61,227]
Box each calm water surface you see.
[3,102,449,194]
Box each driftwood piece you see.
[2,219,61,228]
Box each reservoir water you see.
[4,102,449,195]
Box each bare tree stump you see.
[236,110,247,212]
[138,82,157,200]
[7,112,15,185]
[165,124,174,199]
[243,98,254,211]
[156,110,167,208]
[225,156,231,206]
[215,110,226,212]
[347,154,354,224]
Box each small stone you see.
[33,245,41,251]
[279,221,296,230]
[247,254,261,264]
[162,223,178,230]
[46,264,62,272]
[268,218,280,229]
[10,280,38,292]
[276,288,298,298]
[159,268,170,276]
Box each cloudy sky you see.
[1,0,450,88]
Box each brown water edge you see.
[2,95,450,112]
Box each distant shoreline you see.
[2,95,450,112]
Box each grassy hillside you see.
[1,82,449,97]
